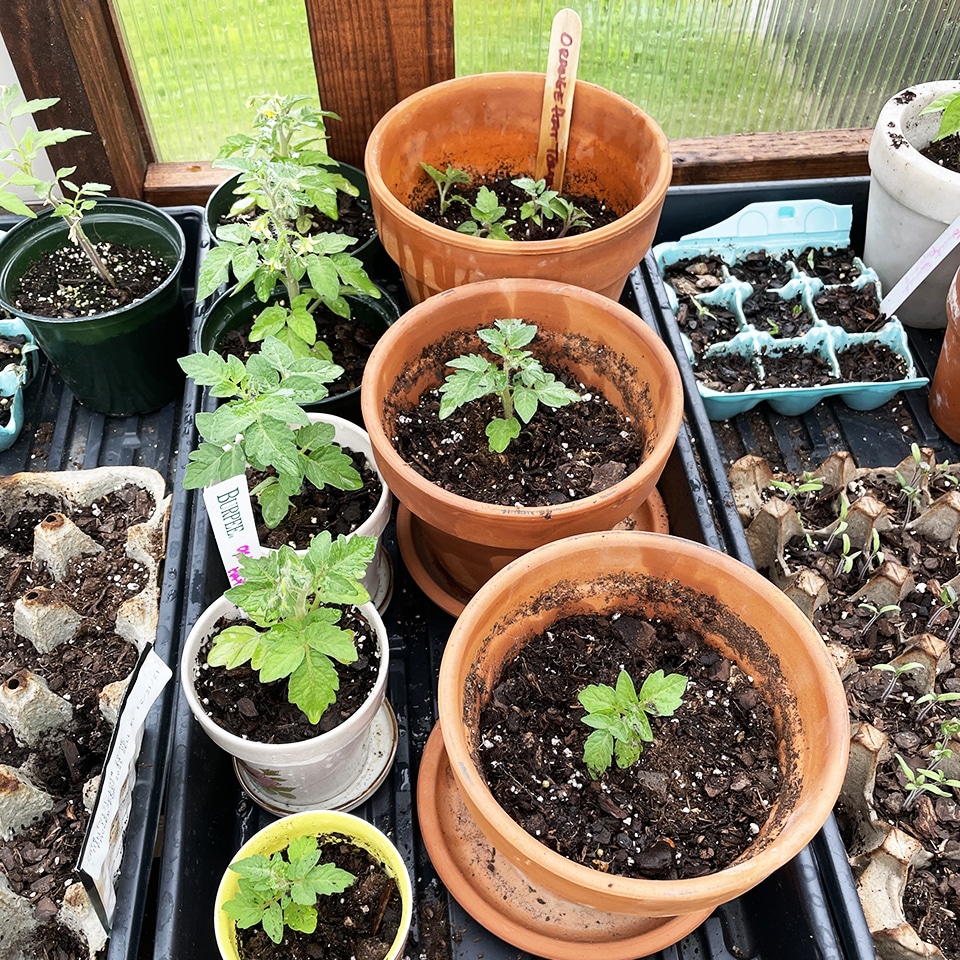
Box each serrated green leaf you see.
[262,902,284,943]
[614,670,639,707]
[639,670,688,717]
[305,254,340,303]
[303,616,357,663]
[249,303,288,341]
[231,244,261,287]
[486,416,520,453]
[301,442,362,492]
[0,188,35,218]
[583,729,613,778]
[288,646,340,723]
[615,738,643,770]
[206,624,263,669]
[256,478,293,529]
[197,243,235,299]
[283,900,318,934]
[512,385,539,424]
[578,682,618,714]
[183,442,246,489]
[333,253,379,297]
[252,621,306,682]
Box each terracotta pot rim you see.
[363,72,672,253]
[361,278,684,520]
[437,530,850,910]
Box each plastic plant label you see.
[203,474,262,585]
[78,645,172,932]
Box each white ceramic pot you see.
[864,80,960,329]
[181,595,396,814]
[313,414,394,611]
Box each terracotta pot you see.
[929,263,960,442]
[863,80,960,329]
[360,278,683,615]
[364,72,671,304]
[181,596,396,814]
[422,530,849,959]
[214,810,412,960]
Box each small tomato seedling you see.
[578,668,688,779]
[438,318,581,453]
[223,834,356,944]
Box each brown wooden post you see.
[304,0,455,168]
[0,0,152,199]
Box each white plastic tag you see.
[78,646,172,931]
[202,475,262,585]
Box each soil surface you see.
[813,283,886,333]
[795,245,861,285]
[391,374,647,507]
[0,333,28,366]
[15,242,170,319]
[835,341,909,382]
[920,132,960,174]
[695,352,758,393]
[0,483,157,960]
[247,448,382,549]
[476,608,783,880]
[758,345,834,388]
[191,606,380,743]
[742,290,811,338]
[233,835,402,960]
[414,174,620,241]
[0,395,11,429]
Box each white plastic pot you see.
[863,80,960,329]
[181,596,395,813]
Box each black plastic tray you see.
[0,207,206,960]
[152,243,863,960]
[632,174,960,960]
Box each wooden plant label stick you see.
[535,7,582,192]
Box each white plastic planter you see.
[863,80,960,329]
[180,595,396,814]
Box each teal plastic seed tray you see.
[653,200,928,420]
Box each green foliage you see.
[438,318,580,453]
[921,91,960,143]
[199,93,380,361]
[179,336,360,527]
[420,162,471,214]
[578,668,688,779]
[455,185,516,240]
[871,661,922,702]
[512,176,592,237]
[895,752,960,811]
[0,84,116,284]
[224,833,356,944]
[210,531,376,723]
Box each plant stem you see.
[70,219,116,287]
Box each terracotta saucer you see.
[397,489,669,617]
[417,724,710,960]
[233,701,398,815]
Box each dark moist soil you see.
[0,395,11,429]
[742,290,811,338]
[695,352,759,393]
[0,333,28,366]
[813,283,887,333]
[835,341,909,382]
[758,345,835,388]
[674,300,740,358]
[192,607,380,744]
[247,448,382,549]
[234,835,402,960]
[0,484,156,960]
[414,174,620,240]
[662,256,727,299]
[14,242,170,319]
[391,375,647,507]
[732,250,792,294]
[476,609,783,880]
[750,459,960,959]
[217,310,380,397]
[920,132,960,175]
[795,245,861,285]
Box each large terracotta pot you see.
[929,263,960,442]
[422,530,850,959]
[359,278,683,615]
[364,72,672,304]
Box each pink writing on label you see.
[226,543,252,585]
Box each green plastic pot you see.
[205,163,390,281]
[0,198,187,416]
[196,282,399,424]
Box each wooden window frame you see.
[0,0,870,210]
